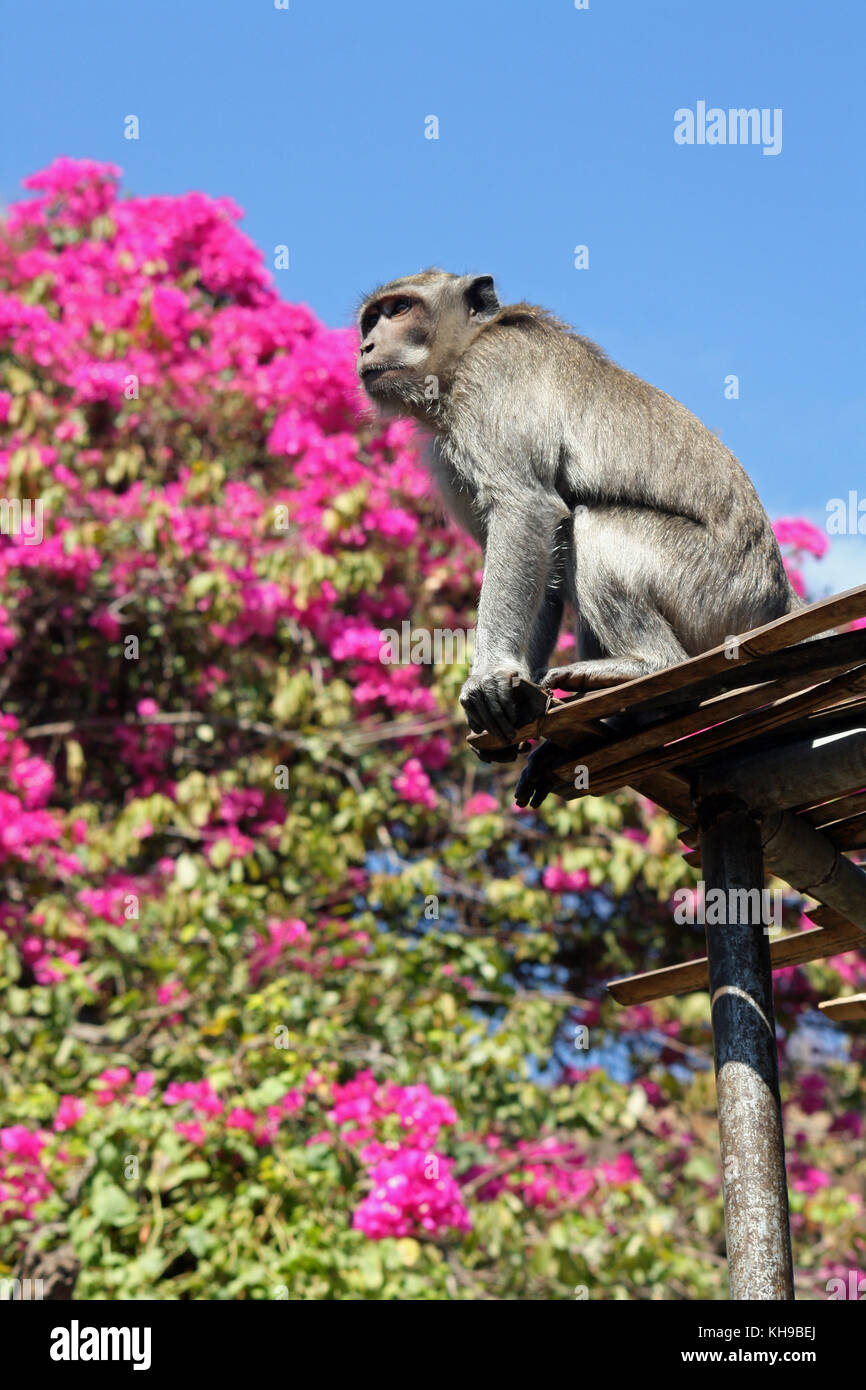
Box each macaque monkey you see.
[356,270,799,783]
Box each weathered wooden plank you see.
[652,737,866,828]
[608,807,866,1007]
[547,666,866,799]
[561,658,860,788]
[632,770,695,825]
[822,811,866,852]
[726,583,866,652]
[693,808,866,939]
[607,913,866,1006]
[803,790,866,826]
[818,993,866,1022]
[633,628,866,715]
[757,700,866,748]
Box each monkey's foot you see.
[514,741,578,809]
[540,660,642,692]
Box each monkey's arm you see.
[472,585,565,764]
[460,490,566,743]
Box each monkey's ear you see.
[465,275,499,320]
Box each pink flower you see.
[328,1072,458,1154]
[595,1154,640,1186]
[156,980,189,1023]
[93,1066,131,1105]
[281,1089,302,1114]
[469,1136,596,1209]
[99,1066,131,1088]
[639,1079,664,1107]
[792,1165,832,1195]
[393,758,437,810]
[798,1072,827,1115]
[175,1121,207,1147]
[53,1096,87,1131]
[773,518,828,558]
[0,1124,49,1161]
[0,1123,53,1220]
[829,1109,863,1139]
[542,863,591,893]
[226,1107,257,1134]
[353,1149,471,1239]
[464,792,499,817]
[247,918,310,984]
[163,1079,223,1118]
[90,609,122,641]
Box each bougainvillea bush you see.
[0,158,863,1300]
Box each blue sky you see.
[2,0,864,592]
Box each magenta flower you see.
[353,1149,471,1239]
[542,863,591,893]
[53,1097,87,1132]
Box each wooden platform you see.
[469,583,866,1004]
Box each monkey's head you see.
[356,269,500,420]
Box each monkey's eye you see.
[385,297,413,317]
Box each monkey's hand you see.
[460,667,547,746]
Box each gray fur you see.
[356,270,800,749]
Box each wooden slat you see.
[632,628,866,715]
[632,770,695,825]
[803,790,866,826]
[469,583,866,751]
[554,658,860,789]
[672,703,866,774]
[552,665,866,799]
[823,811,866,852]
[803,904,859,930]
[759,700,866,747]
[607,907,866,1006]
[818,993,866,1022]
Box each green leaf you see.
[90,1176,139,1228]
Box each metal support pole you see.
[698,790,795,1300]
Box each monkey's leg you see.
[517,508,705,803]
[540,507,698,695]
